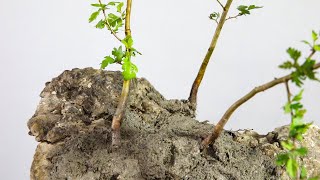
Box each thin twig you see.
[98,0,122,42]
[202,59,320,147]
[226,14,242,21]
[284,80,294,122]
[189,0,234,106]
[216,0,225,10]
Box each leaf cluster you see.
[236,5,262,16]
[279,31,320,86]
[277,89,318,179]
[89,1,125,33]
[100,35,139,80]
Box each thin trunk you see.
[189,0,233,106]
[111,0,133,148]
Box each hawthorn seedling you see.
[89,0,138,147]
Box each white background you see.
[1,0,320,179]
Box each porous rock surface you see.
[28,68,320,180]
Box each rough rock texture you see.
[28,68,320,180]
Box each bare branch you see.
[201,60,320,147]
[189,0,234,106]
[216,0,225,10]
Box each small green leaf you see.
[209,12,220,21]
[312,30,318,42]
[117,2,124,13]
[276,153,289,166]
[112,46,125,62]
[287,48,301,62]
[283,102,291,114]
[314,44,320,52]
[292,90,304,102]
[300,166,307,179]
[101,56,115,69]
[91,3,106,9]
[286,158,298,179]
[279,61,293,69]
[294,147,308,156]
[122,35,134,49]
[89,11,100,23]
[280,141,294,150]
[248,5,263,10]
[95,19,106,29]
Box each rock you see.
[28,68,320,180]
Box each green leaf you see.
[291,71,304,87]
[107,1,117,6]
[101,56,115,69]
[122,35,134,49]
[276,153,289,166]
[122,58,138,80]
[280,141,294,150]
[117,2,124,13]
[112,46,125,62]
[287,47,301,62]
[312,30,318,42]
[286,158,298,179]
[279,61,293,69]
[209,12,220,21]
[283,102,291,114]
[237,5,262,15]
[292,90,304,102]
[294,147,308,156]
[89,11,100,23]
[91,3,106,9]
[314,44,320,52]
[237,5,250,15]
[248,5,263,10]
[95,19,106,29]
[300,166,307,179]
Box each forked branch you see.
[201,61,320,147]
[189,0,234,106]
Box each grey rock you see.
[28,68,320,180]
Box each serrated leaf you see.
[91,3,106,9]
[117,2,124,13]
[276,153,289,166]
[286,158,298,178]
[112,46,125,62]
[95,19,106,29]
[279,61,293,69]
[287,48,301,62]
[89,11,100,23]
[300,166,307,179]
[101,56,115,69]
[122,35,134,49]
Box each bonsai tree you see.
[89,0,320,178]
